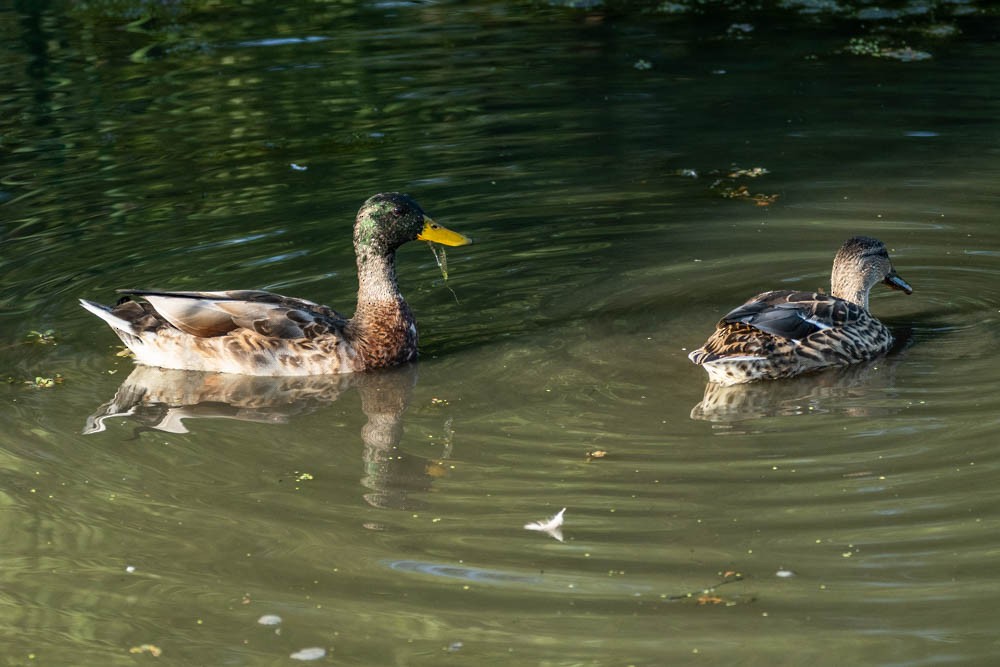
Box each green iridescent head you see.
[354,192,471,253]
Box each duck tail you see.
[79,298,137,335]
[687,347,715,365]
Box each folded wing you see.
[119,289,347,339]
[721,290,860,341]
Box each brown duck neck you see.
[350,249,417,368]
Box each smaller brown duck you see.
[689,236,912,385]
[80,193,471,376]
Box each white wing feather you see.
[524,508,566,542]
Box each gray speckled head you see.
[831,236,912,308]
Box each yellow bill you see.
[417,215,472,246]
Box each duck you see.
[688,236,912,385]
[80,193,472,376]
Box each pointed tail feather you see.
[79,298,137,335]
[688,347,714,365]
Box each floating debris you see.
[727,166,769,179]
[717,185,780,207]
[751,193,780,207]
[524,508,566,542]
[128,644,162,657]
[654,569,747,606]
[879,47,932,62]
[24,329,57,345]
[290,647,326,661]
[845,38,931,61]
[290,163,308,171]
[702,165,779,206]
[720,185,755,198]
[24,375,63,389]
[633,59,653,71]
[845,37,884,56]
[776,569,796,578]
[586,449,608,461]
[257,614,282,626]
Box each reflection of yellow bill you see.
[417,216,472,246]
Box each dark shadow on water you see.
[84,364,439,510]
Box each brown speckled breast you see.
[350,301,419,371]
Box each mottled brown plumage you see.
[80,193,471,376]
[689,236,912,385]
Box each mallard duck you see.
[80,193,471,376]
[688,236,912,385]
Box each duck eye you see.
[392,206,405,217]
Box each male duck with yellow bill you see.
[80,193,472,376]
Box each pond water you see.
[3,1,1000,665]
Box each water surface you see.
[2,2,1000,665]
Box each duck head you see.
[354,192,471,254]
[830,236,912,308]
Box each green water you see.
[3,2,1000,665]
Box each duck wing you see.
[720,290,862,341]
[118,289,348,339]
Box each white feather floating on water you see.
[524,508,566,542]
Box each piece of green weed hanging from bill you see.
[427,241,459,304]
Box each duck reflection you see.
[691,327,915,424]
[690,356,903,424]
[85,364,442,509]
